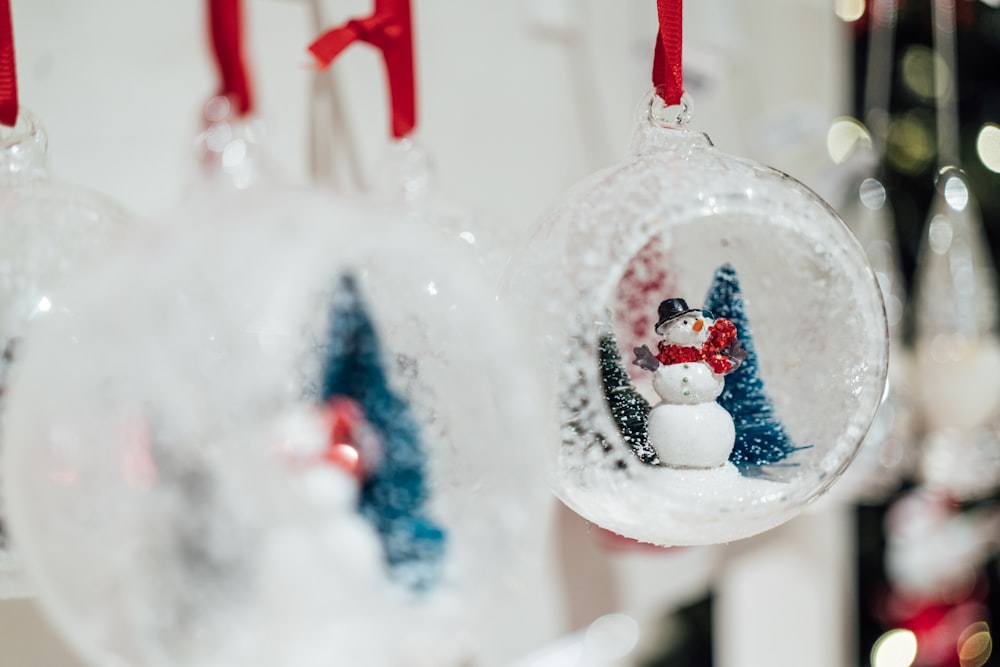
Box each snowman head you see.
[654,298,711,346]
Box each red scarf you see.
[656,318,738,374]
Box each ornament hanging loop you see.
[648,88,694,128]
[632,89,709,155]
[0,107,46,177]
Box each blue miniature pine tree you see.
[703,264,803,469]
[318,274,445,588]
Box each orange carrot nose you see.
[692,318,704,332]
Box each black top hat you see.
[655,298,702,333]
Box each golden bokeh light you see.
[900,45,951,102]
[886,112,934,174]
[958,622,992,667]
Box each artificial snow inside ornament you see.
[507,87,888,546]
[0,109,132,597]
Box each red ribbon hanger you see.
[652,0,684,106]
[208,0,253,116]
[308,0,415,139]
[0,0,19,127]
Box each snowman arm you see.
[632,345,660,371]
[720,339,747,373]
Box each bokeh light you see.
[886,111,935,174]
[583,613,640,662]
[860,177,888,210]
[976,124,1000,173]
[871,628,918,667]
[900,45,950,102]
[827,116,872,164]
[928,215,954,254]
[958,622,992,667]
[836,0,866,22]
[943,171,970,210]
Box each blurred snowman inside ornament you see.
[273,396,387,584]
[633,298,745,468]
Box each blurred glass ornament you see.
[371,139,512,283]
[920,428,1000,501]
[826,154,916,504]
[0,109,132,598]
[883,489,999,597]
[880,490,997,667]
[913,167,1000,499]
[1,102,550,667]
[504,90,888,546]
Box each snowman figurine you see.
[633,298,745,469]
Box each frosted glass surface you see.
[0,111,132,598]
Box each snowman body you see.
[652,361,723,404]
[644,308,737,469]
[649,361,735,468]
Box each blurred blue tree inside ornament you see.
[704,264,804,469]
[317,274,445,589]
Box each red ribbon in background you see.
[0,0,19,127]
[308,0,415,139]
[652,0,684,106]
[208,0,253,116]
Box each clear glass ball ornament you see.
[1,123,550,665]
[0,110,133,598]
[505,90,888,546]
